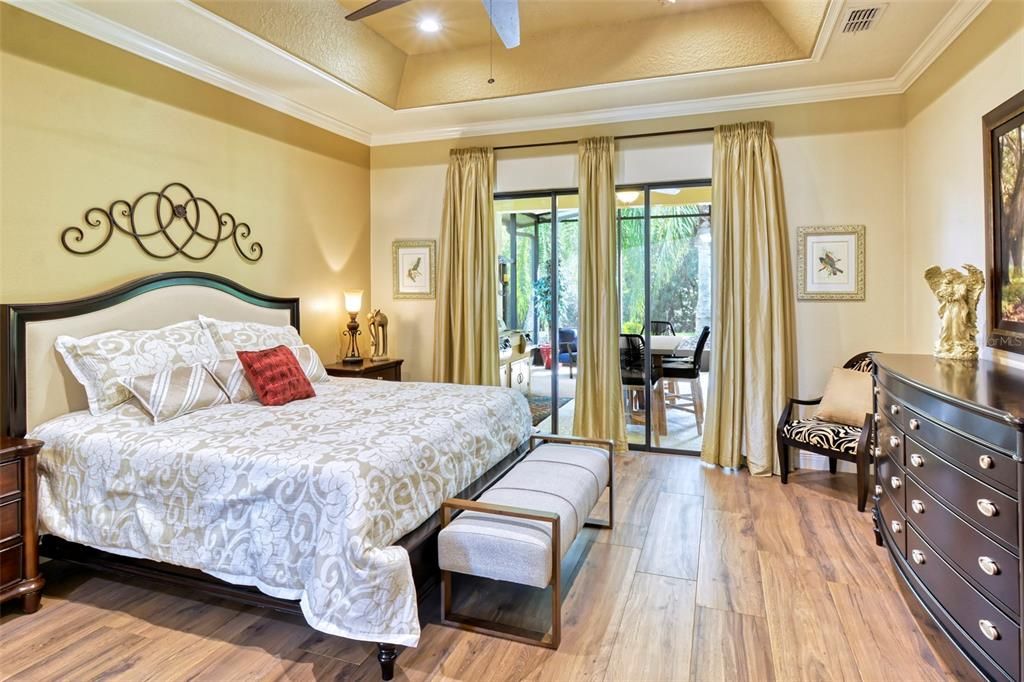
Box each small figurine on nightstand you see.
[368,309,389,361]
[0,437,45,614]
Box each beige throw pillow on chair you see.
[815,367,873,427]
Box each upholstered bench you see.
[438,434,614,648]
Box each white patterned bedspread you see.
[29,378,532,646]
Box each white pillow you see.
[199,315,303,355]
[206,344,328,403]
[55,320,221,416]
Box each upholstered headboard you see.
[2,272,299,436]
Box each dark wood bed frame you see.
[1,271,529,680]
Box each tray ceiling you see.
[9,0,990,145]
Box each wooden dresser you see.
[0,437,45,613]
[872,354,1024,681]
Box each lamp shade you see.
[343,289,364,314]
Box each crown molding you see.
[892,0,990,90]
[370,77,905,146]
[7,0,990,148]
[4,0,374,144]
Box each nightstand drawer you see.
[0,460,19,498]
[0,497,21,543]
[364,366,400,381]
[0,543,23,589]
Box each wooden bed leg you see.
[377,643,398,681]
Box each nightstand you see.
[325,358,404,382]
[0,437,45,613]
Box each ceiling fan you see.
[345,0,521,49]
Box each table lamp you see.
[342,289,363,364]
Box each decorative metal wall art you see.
[60,182,263,262]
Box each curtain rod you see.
[492,126,715,152]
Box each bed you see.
[1,272,532,679]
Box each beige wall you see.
[0,5,371,365]
[903,1,1024,369]
[371,97,909,392]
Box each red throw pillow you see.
[236,345,315,406]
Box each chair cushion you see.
[782,418,862,455]
[438,443,609,589]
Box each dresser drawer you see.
[0,460,19,498]
[905,416,1017,496]
[0,543,22,589]
[0,497,21,544]
[907,437,1018,548]
[878,489,907,558]
[877,387,911,434]
[877,443,906,513]
[907,478,1020,615]
[907,528,1020,680]
[876,411,904,466]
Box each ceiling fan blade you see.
[481,0,520,49]
[345,0,413,22]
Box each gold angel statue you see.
[924,264,985,359]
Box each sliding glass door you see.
[618,182,712,454]
[496,181,711,453]
[495,191,579,435]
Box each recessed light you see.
[418,17,441,33]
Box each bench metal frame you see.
[439,433,615,649]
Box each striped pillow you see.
[290,345,329,383]
[120,364,230,423]
[207,357,256,403]
[207,345,327,404]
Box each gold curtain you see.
[701,122,795,475]
[432,147,500,386]
[573,137,628,451]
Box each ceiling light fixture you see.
[417,17,442,33]
[616,190,641,203]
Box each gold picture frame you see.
[797,225,865,301]
[392,240,436,299]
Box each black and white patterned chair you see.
[776,352,876,511]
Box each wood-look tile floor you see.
[1,453,954,682]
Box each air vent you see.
[842,5,886,33]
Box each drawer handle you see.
[908,418,920,431]
[874,413,881,424]
[977,499,998,518]
[890,520,903,534]
[890,476,902,490]
[873,446,882,458]
[911,499,926,514]
[979,619,1001,641]
[909,454,924,468]
[890,404,900,416]
[889,435,901,449]
[979,455,994,470]
[911,549,926,565]
[874,386,880,396]
[874,484,883,496]
[978,556,1001,576]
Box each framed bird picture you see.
[797,225,865,301]
[393,239,436,299]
